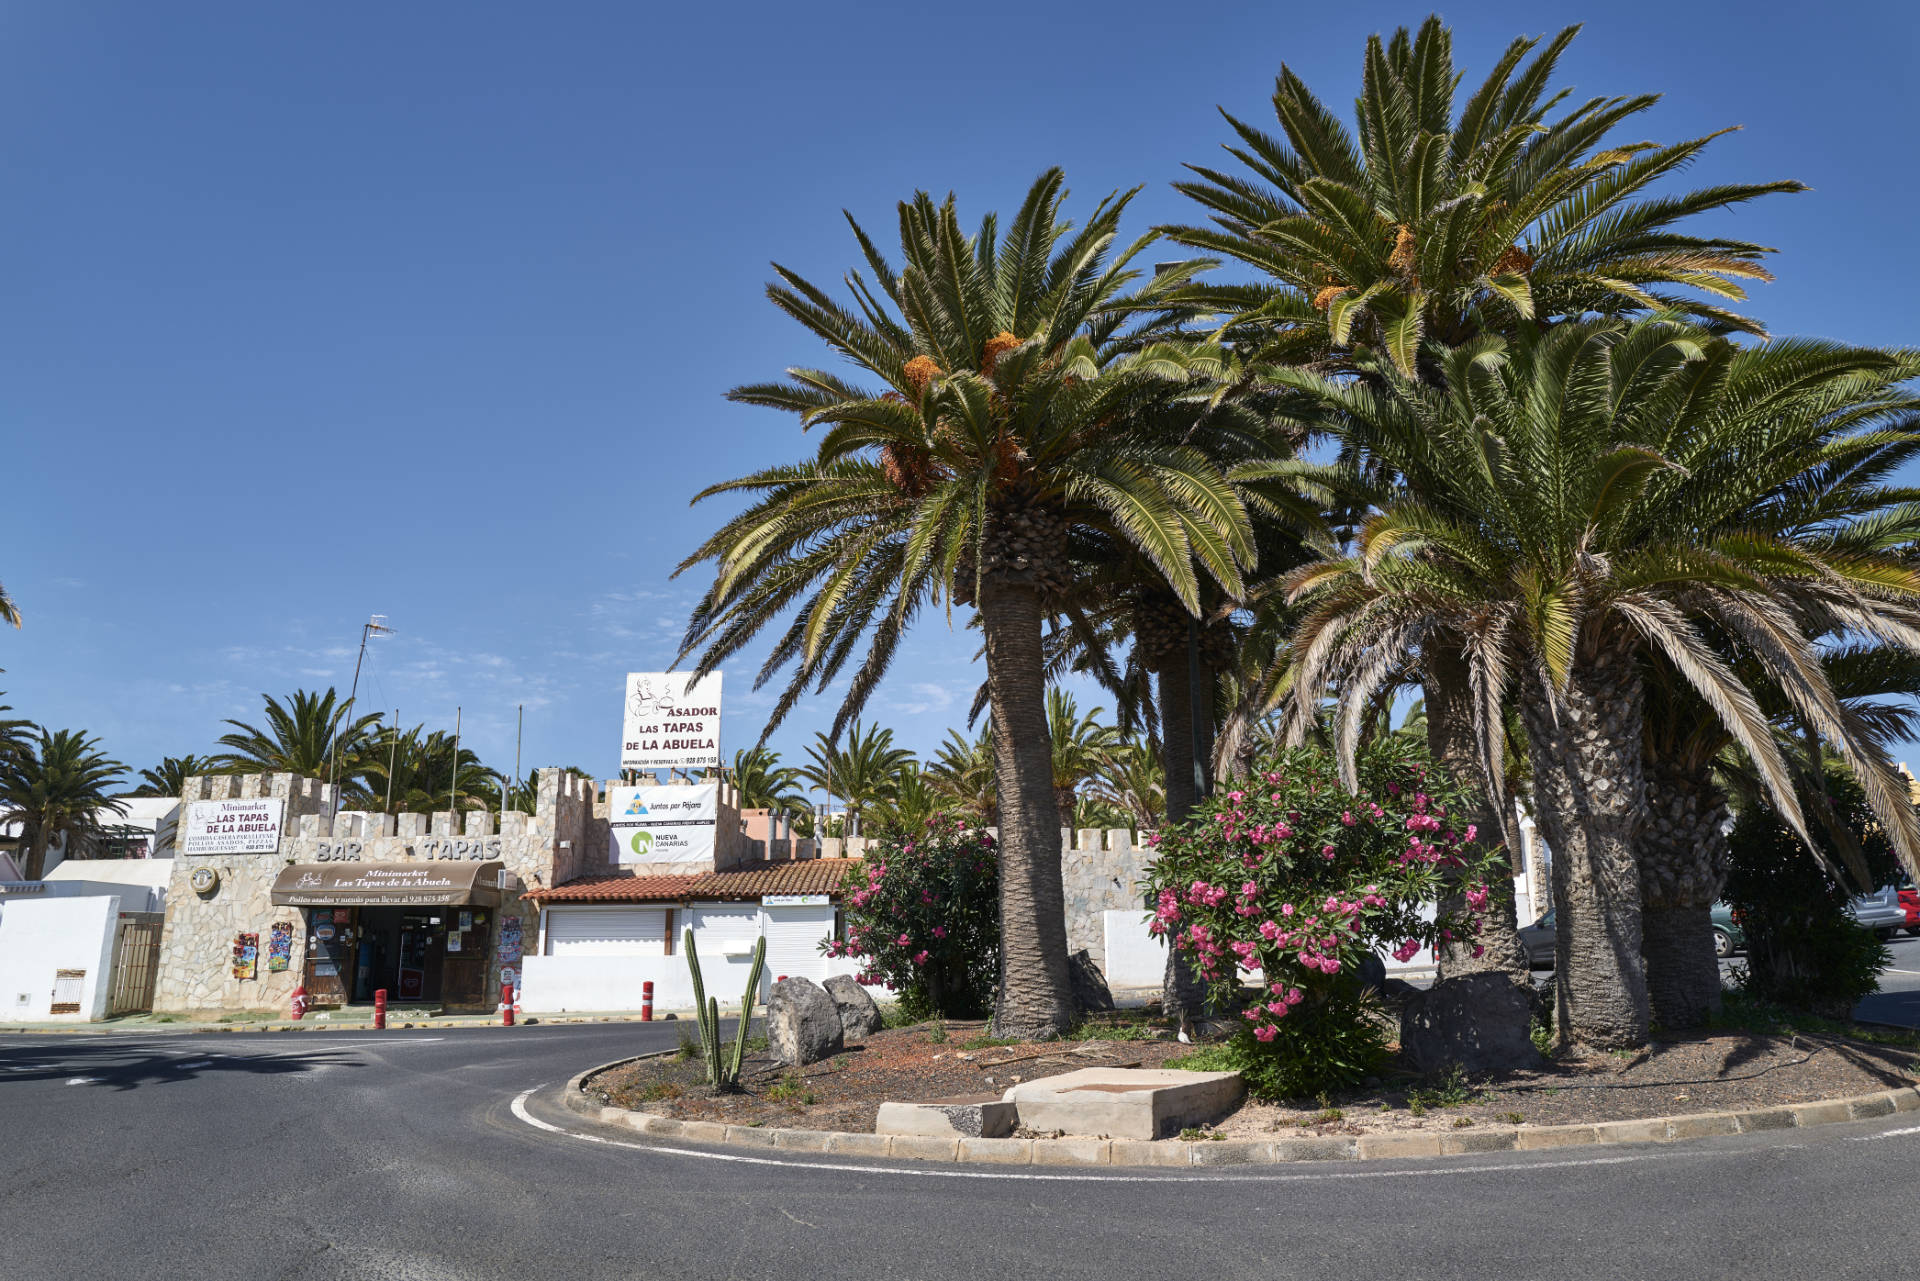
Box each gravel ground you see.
[592,1018,1920,1138]
[591,1018,1192,1131]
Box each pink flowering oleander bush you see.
[1147,741,1497,1098]
[821,814,999,1021]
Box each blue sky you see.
[4,2,1917,789]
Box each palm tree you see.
[729,746,808,813]
[1167,17,1804,377]
[0,682,31,767]
[359,726,501,813]
[1046,689,1120,830]
[1084,737,1164,831]
[677,171,1258,1036]
[214,690,385,785]
[927,727,997,824]
[0,729,128,878]
[797,721,915,831]
[869,766,944,835]
[0,580,18,629]
[1279,320,1920,1048]
[131,755,215,798]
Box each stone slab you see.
[1110,1139,1196,1167]
[1002,1068,1244,1140]
[1438,1128,1517,1154]
[1358,1132,1443,1159]
[888,1134,960,1161]
[877,1098,1017,1139]
[1594,1118,1669,1144]
[1790,1100,1852,1127]
[1847,1094,1896,1120]
[1893,1089,1920,1114]
[1735,1108,1796,1133]
[1664,1113,1739,1141]
[823,1131,891,1158]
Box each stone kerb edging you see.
[564,1059,1920,1166]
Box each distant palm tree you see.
[214,689,385,785]
[798,722,915,831]
[0,580,18,629]
[0,681,31,767]
[1084,737,1164,831]
[729,746,808,814]
[131,755,214,798]
[359,726,501,813]
[1047,690,1120,830]
[870,766,944,835]
[927,727,997,824]
[0,729,127,878]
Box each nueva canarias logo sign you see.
[608,783,717,865]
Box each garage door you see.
[762,905,835,982]
[688,903,760,963]
[544,907,669,956]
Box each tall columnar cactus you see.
[682,928,767,1091]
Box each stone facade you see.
[153,768,749,1015]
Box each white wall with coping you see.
[0,895,123,1021]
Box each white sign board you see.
[182,798,286,855]
[608,784,718,865]
[621,672,723,771]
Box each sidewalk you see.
[0,1007,693,1036]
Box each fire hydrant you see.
[290,984,308,1021]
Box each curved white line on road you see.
[509,1086,1748,1185]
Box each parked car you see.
[1899,885,1919,937]
[1516,905,1745,968]
[1845,885,1906,939]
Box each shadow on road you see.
[0,1041,363,1091]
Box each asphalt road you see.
[5,1019,1920,1281]
[1856,932,1920,1026]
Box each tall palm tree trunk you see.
[1638,761,1728,1029]
[1519,641,1652,1049]
[1423,638,1526,978]
[1154,651,1208,1026]
[980,578,1076,1039]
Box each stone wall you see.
[1061,828,1154,973]
[154,768,599,1015]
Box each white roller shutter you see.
[544,907,668,956]
[762,905,836,982]
[689,903,760,960]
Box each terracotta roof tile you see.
[530,859,861,904]
[529,873,702,903]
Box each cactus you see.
[682,927,767,1091]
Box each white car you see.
[1847,885,1907,938]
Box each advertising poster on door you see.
[620,672,723,771]
[183,798,287,855]
[609,783,717,864]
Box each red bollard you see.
[641,981,654,1022]
[501,979,515,1026]
[373,988,387,1030]
[289,984,308,1021]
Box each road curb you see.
[0,1012,685,1037]
[559,1060,1920,1167]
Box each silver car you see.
[1847,885,1907,938]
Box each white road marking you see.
[509,1087,1730,1185]
[1879,968,1920,976]
[172,1060,214,1070]
[1848,1125,1920,1141]
[65,1078,98,1086]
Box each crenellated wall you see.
[153,768,600,1014]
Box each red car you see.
[1901,886,1920,937]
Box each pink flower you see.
[912,950,929,965]
[1253,1024,1278,1042]
[1471,944,1485,959]
[1286,987,1303,1005]
[1281,904,1295,917]
[1341,811,1355,826]
[897,933,911,946]
[932,926,946,939]
[1392,939,1421,963]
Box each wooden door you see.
[439,908,491,1011]
[303,909,353,1006]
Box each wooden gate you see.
[107,916,163,1015]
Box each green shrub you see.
[1723,769,1896,1019]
